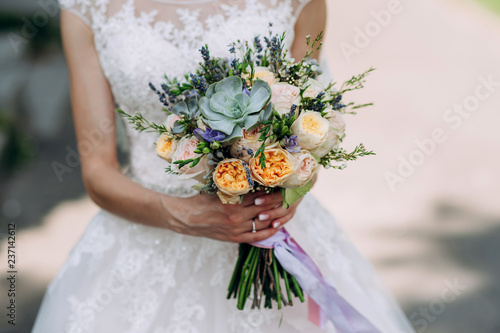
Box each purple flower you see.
[243,87,251,96]
[284,135,301,153]
[194,127,227,143]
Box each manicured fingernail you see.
[259,214,269,221]
[255,198,265,205]
[273,222,281,229]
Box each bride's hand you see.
[161,191,299,243]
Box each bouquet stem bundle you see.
[227,243,305,310]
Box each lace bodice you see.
[60,0,310,197]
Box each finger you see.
[252,191,283,207]
[248,217,272,233]
[270,212,295,229]
[226,200,279,224]
[255,205,290,224]
[236,226,279,244]
[240,191,266,206]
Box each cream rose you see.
[230,125,266,163]
[302,78,326,99]
[213,159,253,204]
[310,127,341,158]
[270,83,301,115]
[283,150,319,188]
[291,111,330,150]
[254,67,279,86]
[249,147,296,187]
[171,137,206,178]
[156,134,178,163]
[241,67,279,86]
[324,107,346,132]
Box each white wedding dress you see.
[32,1,415,332]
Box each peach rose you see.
[156,134,178,163]
[249,147,296,187]
[270,83,301,115]
[171,137,205,178]
[283,150,319,188]
[213,159,253,204]
[291,111,330,150]
[163,114,181,132]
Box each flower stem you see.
[290,275,305,303]
[237,246,258,309]
[272,251,282,310]
[283,269,293,306]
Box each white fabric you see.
[32,1,416,332]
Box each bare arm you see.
[61,11,285,243]
[291,0,327,60]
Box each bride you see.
[32,0,415,332]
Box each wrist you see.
[157,193,180,231]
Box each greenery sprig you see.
[319,143,375,169]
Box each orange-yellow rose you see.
[156,134,178,163]
[213,159,253,204]
[249,147,296,187]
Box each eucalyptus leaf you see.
[281,181,312,209]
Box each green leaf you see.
[250,79,271,98]
[246,87,270,112]
[281,181,312,209]
[216,76,242,98]
[210,93,233,115]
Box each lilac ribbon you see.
[252,228,381,333]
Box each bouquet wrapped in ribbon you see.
[120,27,379,330]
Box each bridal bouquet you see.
[120,27,378,328]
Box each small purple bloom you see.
[194,127,227,143]
[284,135,301,153]
[243,87,251,96]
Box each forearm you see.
[82,161,179,229]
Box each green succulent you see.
[199,76,273,141]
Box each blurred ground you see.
[0,0,499,332]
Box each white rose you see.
[283,150,319,188]
[291,111,330,150]
[271,83,301,115]
[302,78,326,99]
[324,107,346,132]
[310,127,341,158]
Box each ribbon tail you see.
[274,245,381,333]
